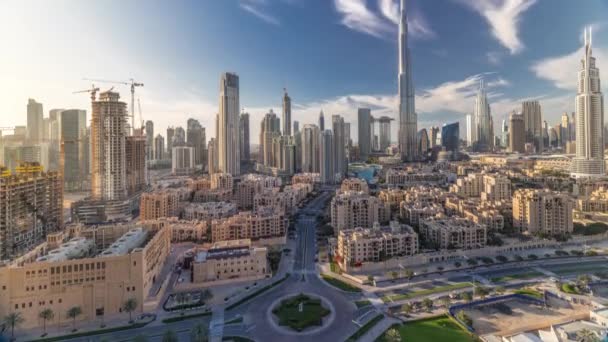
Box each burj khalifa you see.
[398,0,417,162]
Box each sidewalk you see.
[355,316,400,341]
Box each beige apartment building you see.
[481,174,511,202]
[211,172,233,190]
[513,189,573,235]
[0,224,170,329]
[292,173,320,184]
[577,188,608,212]
[331,191,380,234]
[192,239,269,284]
[339,178,369,194]
[400,202,444,227]
[0,162,63,260]
[385,169,448,186]
[235,174,281,209]
[211,207,287,244]
[420,216,487,250]
[140,217,208,242]
[192,188,232,203]
[336,221,418,269]
[450,173,483,197]
[139,189,182,220]
[183,202,237,222]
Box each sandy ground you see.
[466,296,590,336]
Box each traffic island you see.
[268,293,335,335]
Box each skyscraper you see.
[465,113,474,147]
[91,90,128,201]
[320,130,334,184]
[332,115,347,179]
[560,112,571,147]
[154,134,165,160]
[501,119,509,148]
[187,118,206,166]
[282,89,291,136]
[572,28,605,178]
[522,100,543,153]
[166,127,175,158]
[260,110,280,166]
[357,108,372,160]
[302,124,320,173]
[218,72,241,176]
[240,112,250,162]
[378,116,393,151]
[293,120,300,134]
[509,111,525,153]
[472,80,493,152]
[27,99,43,144]
[398,0,417,161]
[319,110,325,131]
[145,120,154,161]
[441,122,459,152]
[60,109,87,191]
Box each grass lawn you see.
[272,294,330,332]
[355,300,372,308]
[561,283,581,294]
[376,316,475,342]
[514,288,543,299]
[381,283,472,303]
[491,271,542,283]
[346,314,385,342]
[321,274,362,292]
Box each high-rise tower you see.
[218,72,241,176]
[473,80,494,152]
[572,28,605,178]
[398,0,417,161]
[282,89,292,136]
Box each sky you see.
[1,0,607,144]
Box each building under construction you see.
[0,162,62,260]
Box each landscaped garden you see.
[381,283,472,303]
[376,315,475,342]
[272,294,331,332]
[321,273,362,292]
[490,271,543,283]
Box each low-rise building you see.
[336,222,418,269]
[183,202,237,222]
[480,174,511,202]
[420,216,487,250]
[211,207,287,245]
[0,223,171,329]
[330,191,380,234]
[339,178,369,194]
[400,202,444,227]
[385,169,448,186]
[210,172,233,190]
[141,217,207,242]
[192,239,269,284]
[139,189,182,220]
[292,173,320,185]
[513,189,573,235]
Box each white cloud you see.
[240,0,281,26]
[486,51,503,65]
[458,0,536,54]
[531,44,608,90]
[334,0,435,40]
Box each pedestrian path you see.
[355,316,399,341]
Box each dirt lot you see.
[465,296,589,336]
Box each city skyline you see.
[1,0,607,143]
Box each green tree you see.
[474,286,490,299]
[495,286,506,295]
[38,308,54,336]
[3,312,24,341]
[190,323,209,342]
[367,275,375,285]
[390,271,398,281]
[461,292,473,302]
[440,296,451,311]
[384,328,401,342]
[66,306,82,331]
[401,303,413,316]
[403,269,414,282]
[123,298,138,323]
[456,310,473,327]
[576,328,600,342]
[422,298,433,312]
[162,329,178,342]
[577,274,592,289]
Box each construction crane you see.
[73,84,100,101]
[137,98,144,132]
[83,78,144,133]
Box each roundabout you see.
[267,292,336,335]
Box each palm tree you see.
[576,328,600,342]
[123,298,138,323]
[162,329,178,342]
[401,303,413,316]
[367,275,375,285]
[3,312,24,341]
[190,323,209,342]
[390,271,398,282]
[461,291,473,302]
[422,298,433,312]
[385,328,401,342]
[66,306,82,331]
[38,309,54,336]
[441,296,451,311]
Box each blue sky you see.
[1,0,607,143]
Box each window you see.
[58,299,62,303]
[15,304,18,309]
